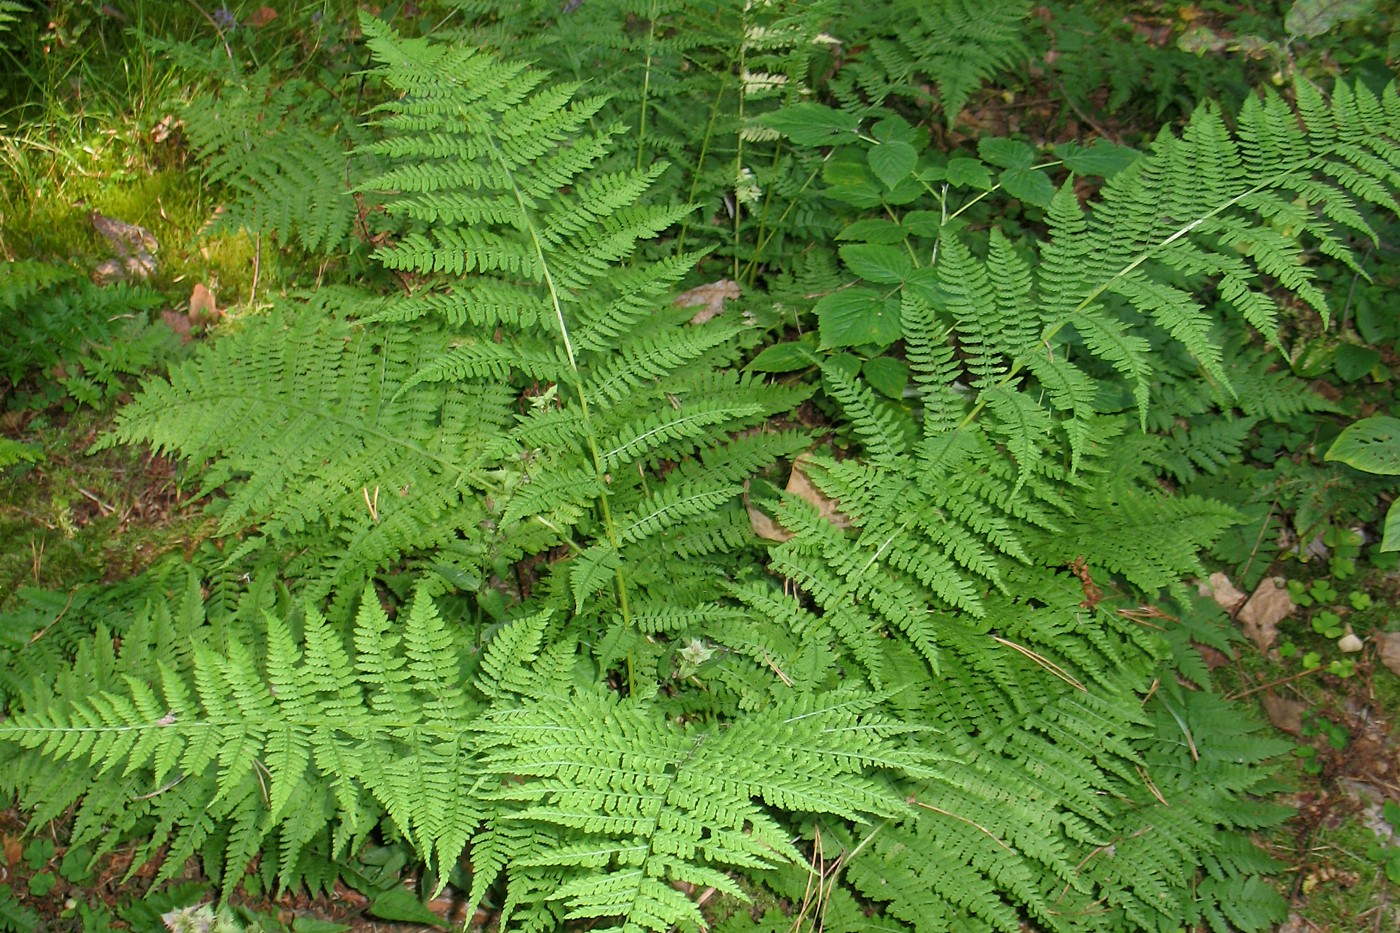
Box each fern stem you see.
[634,0,659,175]
[479,129,636,677]
[675,86,725,257]
[731,28,748,282]
[739,152,828,285]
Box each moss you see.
[0,408,210,612]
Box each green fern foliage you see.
[102,295,510,595]
[1038,82,1399,412]
[182,69,366,253]
[0,581,934,932]
[10,12,1400,933]
[832,0,1032,125]
[355,14,812,620]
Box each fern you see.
[102,294,513,597]
[831,0,1032,126]
[8,15,1400,933]
[182,68,367,254]
[0,581,933,932]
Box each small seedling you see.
[59,845,93,884]
[26,872,56,897]
[23,838,54,871]
[1294,744,1323,775]
[1368,800,1400,883]
[1327,657,1356,678]
[1324,526,1362,580]
[1312,610,1344,639]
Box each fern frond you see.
[473,686,931,932]
[184,70,363,253]
[103,301,509,595]
[1,586,486,885]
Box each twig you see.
[27,590,76,645]
[1227,665,1325,700]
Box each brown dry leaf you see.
[748,503,791,542]
[124,251,158,281]
[2,834,21,872]
[189,283,220,327]
[1261,692,1306,737]
[160,309,193,342]
[747,454,851,542]
[1195,644,1231,670]
[248,6,278,26]
[1377,630,1400,677]
[151,114,177,143]
[1237,577,1292,653]
[674,279,741,325]
[786,453,850,528]
[1201,571,1247,613]
[91,258,126,286]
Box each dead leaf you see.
[248,6,278,26]
[151,114,177,144]
[1201,571,1247,613]
[674,279,741,325]
[1261,692,1306,737]
[1195,644,1230,670]
[1377,630,1400,677]
[786,453,850,528]
[747,453,851,542]
[91,258,126,286]
[189,283,220,327]
[2,834,21,872]
[124,251,157,280]
[1237,577,1292,653]
[160,309,193,342]
[747,502,790,542]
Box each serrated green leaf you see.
[747,341,820,373]
[901,211,943,237]
[759,103,860,146]
[816,289,902,350]
[839,243,913,284]
[862,357,908,399]
[1333,342,1380,382]
[1383,500,1400,551]
[869,140,918,188]
[367,885,447,928]
[1055,139,1141,178]
[999,167,1055,207]
[1285,0,1374,39]
[837,219,908,244]
[978,137,1034,169]
[1325,416,1400,474]
[871,116,917,145]
[945,158,993,190]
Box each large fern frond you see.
[102,295,511,595]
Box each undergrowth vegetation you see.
[1,1,1399,931]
